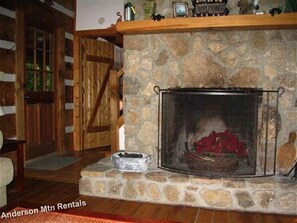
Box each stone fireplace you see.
[123,30,296,168]
[80,28,297,214]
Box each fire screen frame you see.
[155,87,284,178]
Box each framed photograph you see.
[173,2,189,17]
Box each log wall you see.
[0,0,75,151]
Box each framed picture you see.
[173,2,189,17]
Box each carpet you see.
[0,207,179,223]
[25,153,81,171]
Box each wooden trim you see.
[54,27,65,154]
[116,13,297,35]
[110,70,119,153]
[15,8,25,140]
[86,55,114,64]
[87,125,110,133]
[73,35,82,151]
[75,27,118,38]
[74,27,123,47]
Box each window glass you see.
[25,27,53,92]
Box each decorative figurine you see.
[269,7,282,16]
[151,14,165,21]
[238,0,260,15]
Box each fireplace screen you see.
[156,87,283,177]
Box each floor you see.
[24,147,109,183]
[4,148,297,223]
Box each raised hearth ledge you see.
[79,159,297,215]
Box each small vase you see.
[143,0,156,20]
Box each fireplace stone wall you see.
[123,29,297,169]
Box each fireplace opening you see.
[156,87,282,178]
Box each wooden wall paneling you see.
[54,27,66,154]
[82,38,114,150]
[97,62,111,148]
[15,8,25,140]
[0,114,16,138]
[0,14,15,41]
[65,62,73,79]
[65,110,73,126]
[85,59,112,133]
[73,35,82,151]
[0,49,15,73]
[0,82,15,106]
[109,70,119,153]
[65,86,73,103]
[22,3,73,33]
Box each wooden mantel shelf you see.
[116,13,297,35]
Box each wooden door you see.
[82,38,114,150]
[24,26,55,160]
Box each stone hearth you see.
[79,159,297,214]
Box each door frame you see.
[15,5,66,159]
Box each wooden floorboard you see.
[212,210,230,223]
[196,208,214,223]
[24,147,108,183]
[3,147,297,223]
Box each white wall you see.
[76,0,124,30]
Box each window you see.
[25,27,54,92]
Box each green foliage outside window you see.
[25,63,53,91]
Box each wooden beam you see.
[54,27,65,154]
[74,27,123,47]
[73,35,82,151]
[15,8,25,140]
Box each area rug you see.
[0,207,178,223]
[25,153,81,170]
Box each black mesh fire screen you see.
[156,87,282,178]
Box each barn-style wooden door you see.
[81,38,114,150]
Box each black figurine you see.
[151,14,165,21]
[269,7,282,16]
